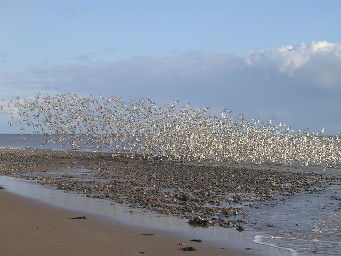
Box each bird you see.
[1,93,340,168]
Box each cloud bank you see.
[1,41,341,134]
[30,41,341,91]
[246,41,341,89]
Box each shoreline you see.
[0,189,252,256]
[1,147,340,255]
[1,148,336,222]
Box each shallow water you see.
[248,184,341,256]
[0,134,110,151]
[0,134,70,150]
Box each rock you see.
[69,216,86,219]
[190,239,202,242]
[188,216,212,227]
[223,207,239,216]
[182,247,196,251]
[236,225,245,232]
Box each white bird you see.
[2,93,340,168]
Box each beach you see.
[1,147,340,255]
[1,190,252,256]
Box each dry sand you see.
[0,190,252,256]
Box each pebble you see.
[182,247,196,251]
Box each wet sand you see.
[0,190,252,256]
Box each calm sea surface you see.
[0,134,340,256]
[0,134,69,150]
[0,134,105,151]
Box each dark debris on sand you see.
[182,246,196,251]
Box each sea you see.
[0,134,340,256]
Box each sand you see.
[0,190,252,256]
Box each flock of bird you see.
[1,93,340,167]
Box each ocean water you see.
[1,134,340,256]
[250,184,341,256]
[0,134,107,151]
[0,134,71,150]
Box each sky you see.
[0,0,341,134]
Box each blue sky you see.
[1,0,341,134]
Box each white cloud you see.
[310,41,336,52]
[245,41,341,88]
